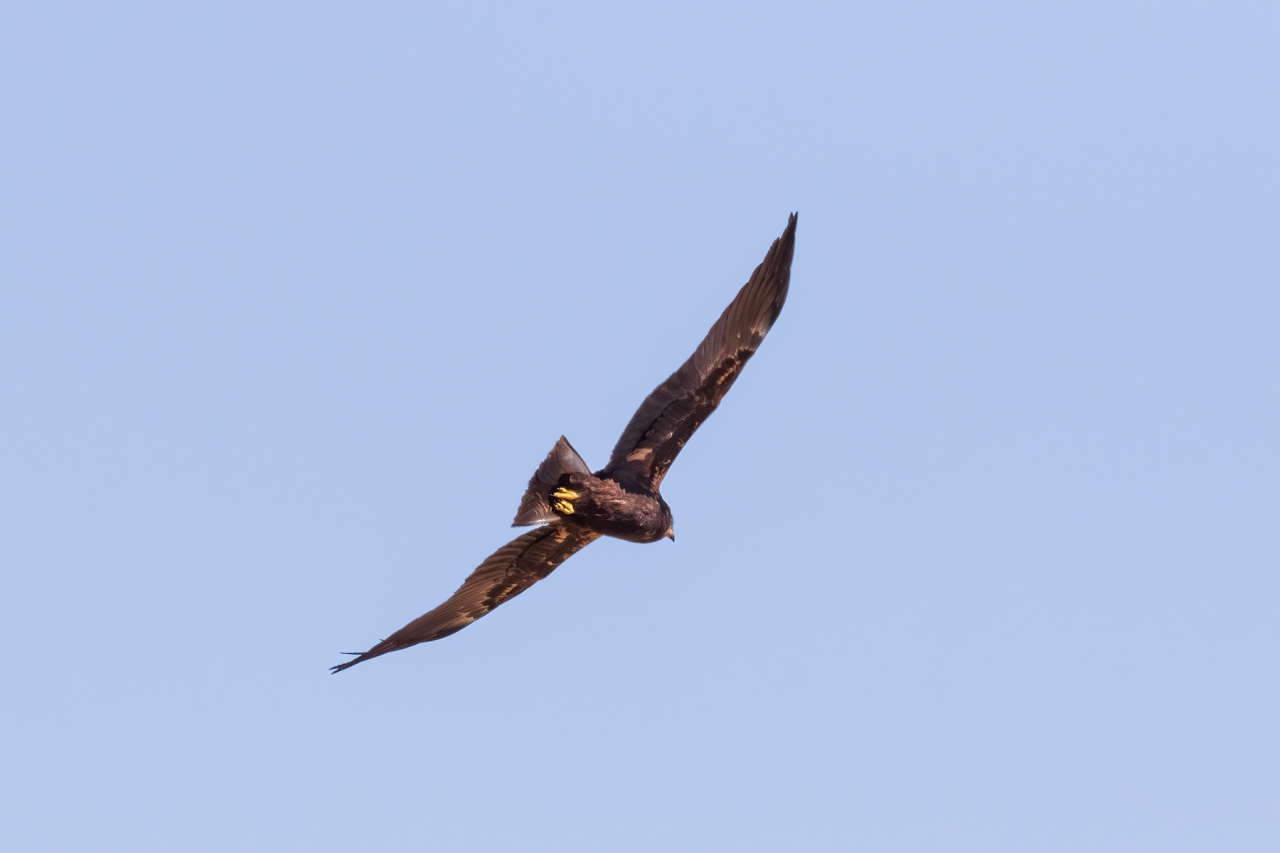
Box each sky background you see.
[1,3,1277,851]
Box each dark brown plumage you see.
[332,213,797,672]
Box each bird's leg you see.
[552,487,579,515]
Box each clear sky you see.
[1,3,1276,851]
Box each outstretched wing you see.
[601,213,797,492]
[331,521,600,672]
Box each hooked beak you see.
[665,530,675,542]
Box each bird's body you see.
[545,473,672,544]
[332,213,797,673]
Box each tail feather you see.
[512,436,590,526]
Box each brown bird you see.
[332,214,797,672]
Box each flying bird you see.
[332,213,797,672]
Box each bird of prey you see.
[331,213,797,673]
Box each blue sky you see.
[1,3,1276,851]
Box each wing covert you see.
[602,213,797,491]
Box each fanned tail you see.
[512,436,591,526]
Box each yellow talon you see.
[552,488,579,500]
[554,500,574,515]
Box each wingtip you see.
[770,212,798,276]
[330,652,365,673]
